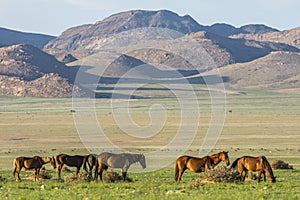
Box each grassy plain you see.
[0,85,300,199]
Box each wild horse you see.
[56,154,89,179]
[94,152,146,181]
[230,155,276,182]
[83,154,97,178]
[175,151,230,182]
[13,156,56,181]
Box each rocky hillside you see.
[0,44,80,97]
[211,51,300,90]
[230,27,300,49]
[0,27,55,49]
[44,10,205,54]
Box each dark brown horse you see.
[56,154,88,179]
[83,154,97,178]
[230,156,276,182]
[175,151,230,182]
[95,152,146,181]
[13,156,56,181]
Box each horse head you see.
[270,176,276,182]
[220,151,230,166]
[139,154,146,169]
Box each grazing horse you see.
[83,154,97,178]
[56,154,88,179]
[230,156,276,182]
[13,156,56,181]
[175,151,230,182]
[95,152,146,181]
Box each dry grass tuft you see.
[203,166,242,183]
[64,172,91,183]
[190,166,242,187]
[271,160,293,170]
[28,168,52,180]
[102,170,133,183]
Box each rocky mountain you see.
[44,10,205,54]
[44,10,282,56]
[0,44,80,97]
[0,27,55,49]
[2,9,300,97]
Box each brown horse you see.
[230,156,276,182]
[13,156,56,181]
[83,154,97,178]
[56,154,88,179]
[175,151,230,182]
[94,152,146,181]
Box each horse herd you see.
[12,151,276,183]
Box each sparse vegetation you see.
[271,160,294,170]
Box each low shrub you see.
[271,160,293,170]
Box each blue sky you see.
[1,0,299,36]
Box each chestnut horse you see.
[56,154,88,179]
[13,156,56,181]
[175,151,230,182]
[94,152,146,181]
[83,154,97,178]
[230,156,276,182]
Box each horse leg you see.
[241,170,248,181]
[178,168,186,182]
[99,168,104,181]
[16,166,22,181]
[35,168,40,182]
[262,171,266,182]
[257,171,262,183]
[76,167,80,177]
[122,165,130,181]
[58,163,64,179]
[122,171,127,181]
[94,167,98,181]
[88,165,93,179]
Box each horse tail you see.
[174,156,189,181]
[12,158,17,176]
[174,160,180,181]
[94,156,99,180]
[230,158,240,169]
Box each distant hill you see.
[212,51,300,90]
[206,23,279,37]
[0,44,80,97]
[0,27,55,49]
[230,27,300,49]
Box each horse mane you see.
[209,152,223,165]
[261,156,275,179]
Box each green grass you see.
[0,168,299,200]
[0,87,300,199]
